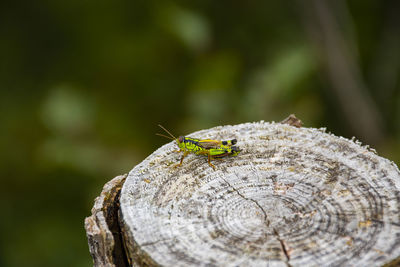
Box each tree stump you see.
[86,120,400,266]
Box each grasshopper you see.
[156,125,241,170]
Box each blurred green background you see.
[1,0,399,266]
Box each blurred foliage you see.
[0,0,399,266]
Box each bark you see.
[85,174,130,266]
[86,119,400,266]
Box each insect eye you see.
[178,136,184,143]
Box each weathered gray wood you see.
[114,121,400,266]
[280,114,303,128]
[85,174,130,267]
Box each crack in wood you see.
[220,176,294,267]
[85,174,131,266]
[110,190,130,267]
[273,228,292,267]
[220,176,270,227]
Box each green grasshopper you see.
[156,125,241,170]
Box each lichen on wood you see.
[98,121,400,266]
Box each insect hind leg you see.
[207,154,216,170]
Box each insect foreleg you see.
[174,151,189,168]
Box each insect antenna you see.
[156,124,177,140]
[155,133,175,140]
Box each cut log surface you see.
[119,121,400,267]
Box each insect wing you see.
[197,139,222,149]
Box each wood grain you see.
[119,121,400,266]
